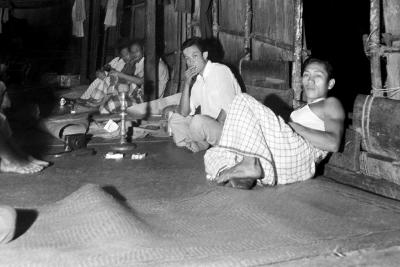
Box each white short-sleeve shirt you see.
[189,61,241,119]
[108,57,126,72]
[130,57,169,97]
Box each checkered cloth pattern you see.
[204,93,328,185]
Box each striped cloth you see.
[100,88,142,114]
[204,93,328,185]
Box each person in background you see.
[76,40,133,107]
[100,40,169,113]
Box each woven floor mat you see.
[1,182,400,266]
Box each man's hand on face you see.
[184,66,198,84]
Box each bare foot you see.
[28,156,50,167]
[185,141,209,153]
[0,159,44,174]
[216,156,263,190]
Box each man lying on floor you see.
[204,58,345,189]
[0,82,49,174]
[168,37,241,152]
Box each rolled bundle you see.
[353,94,400,160]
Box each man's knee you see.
[189,115,222,145]
[0,205,16,244]
[189,115,208,134]
[168,113,185,129]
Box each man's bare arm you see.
[216,109,227,124]
[179,66,197,116]
[111,71,144,86]
[288,98,345,152]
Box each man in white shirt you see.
[169,37,241,152]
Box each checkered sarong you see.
[204,93,328,185]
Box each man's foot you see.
[229,178,258,190]
[216,156,263,190]
[185,141,209,153]
[0,159,44,174]
[28,156,50,167]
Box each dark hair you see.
[303,58,334,80]
[116,39,131,53]
[181,37,207,53]
[129,39,144,51]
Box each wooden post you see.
[383,0,400,100]
[88,0,101,78]
[130,5,136,39]
[80,0,91,84]
[243,0,252,60]
[101,28,109,67]
[175,11,183,94]
[186,12,192,39]
[212,0,219,38]
[291,0,303,105]
[370,0,383,96]
[145,0,157,100]
[193,0,201,36]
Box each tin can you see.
[60,97,66,106]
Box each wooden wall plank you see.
[145,0,157,100]
[284,0,294,44]
[219,0,245,31]
[275,0,284,42]
[219,31,244,65]
[88,0,101,78]
[79,0,91,83]
[252,39,292,62]
[133,4,145,39]
[253,0,275,41]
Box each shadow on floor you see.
[14,209,38,240]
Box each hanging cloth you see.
[200,0,213,38]
[2,7,8,22]
[174,0,192,13]
[0,8,3,34]
[104,0,118,28]
[72,0,86,37]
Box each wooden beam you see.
[144,0,157,100]
[383,0,400,100]
[243,0,252,60]
[212,0,219,38]
[218,27,293,52]
[291,0,303,105]
[88,0,101,78]
[370,0,383,96]
[325,164,400,201]
[80,0,91,84]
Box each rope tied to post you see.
[371,86,400,96]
